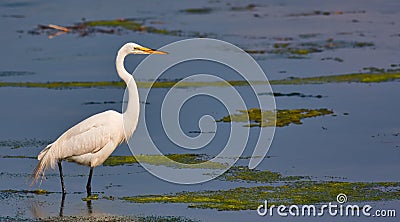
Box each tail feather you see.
[31,143,57,185]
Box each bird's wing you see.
[51,111,122,159]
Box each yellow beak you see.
[138,46,168,54]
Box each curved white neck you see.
[116,49,140,140]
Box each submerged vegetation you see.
[246,38,374,58]
[123,181,400,211]
[217,108,333,127]
[2,189,49,195]
[220,166,308,182]
[0,138,52,149]
[0,71,35,77]
[103,154,225,169]
[182,8,213,14]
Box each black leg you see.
[86,167,94,196]
[58,160,66,195]
[59,193,66,217]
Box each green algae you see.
[217,108,333,127]
[220,166,308,183]
[1,189,50,195]
[82,194,99,201]
[103,154,226,169]
[103,155,137,166]
[123,181,400,211]
[269,72,400,85]
[182,8,213,14]
[1,72,399,90]
[86,20,144,31]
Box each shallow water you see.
[1,0,400,221]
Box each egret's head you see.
[122,42,167,55]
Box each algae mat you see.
[0,72,400,90]
[123,181,400,211]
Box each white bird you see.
[32,43,167,195]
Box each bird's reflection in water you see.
[86,199,93,215]
[31,192,94,219]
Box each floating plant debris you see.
[123,181,400,211]
[217,108,333,127]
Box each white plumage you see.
[32,43,166,195]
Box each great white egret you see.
[32,43,167,195]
